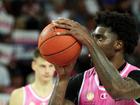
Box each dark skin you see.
[48,18,140,105]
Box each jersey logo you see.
[86,92,94,101]
[100,93,108,99]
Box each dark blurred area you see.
[0,0,140,104]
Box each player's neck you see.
[111,53,125,70]
[33,79,54,90]
[31,80,54,97]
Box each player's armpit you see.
[64,100,75,105]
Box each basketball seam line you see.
[42,41,77,56]
[38,35,75,49]
[38,35,58,48]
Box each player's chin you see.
[42,76,51,82]
[41,78,50,83]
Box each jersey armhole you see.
[134,99,140,105]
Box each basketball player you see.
[49,12,140,105]
[9,49,56,105]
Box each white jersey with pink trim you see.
[22,85,52,105]
[78,63,140,105]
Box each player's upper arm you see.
[108,70,140,99]
[9,88,24,105]
[111,76,140,99]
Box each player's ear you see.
[53,71,57,77]
[32,60,36,71]
[113,40,124,50]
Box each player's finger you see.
[53,23,72,30]
[52,18,70,22]
[40,27,56,37]
[56,31,73,36]
[52,18,76,26]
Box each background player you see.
[9,49,56,105]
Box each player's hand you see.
[52,18,93,46]
[54,60,76,80]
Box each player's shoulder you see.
[70,72,84,81]
[9,87,24,105]
[11,87,24,96]
[128,69,140,76]
[128,69,140,85]
[69,67,95,82]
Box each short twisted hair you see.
[95,11,139,54]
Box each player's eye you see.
[49,64,54,68]
[39,65,46,68]
[94,34,103,41]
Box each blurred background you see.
[0,0,140,104]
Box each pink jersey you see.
[78,63,140,105]
[22,85,53,105]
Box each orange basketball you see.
[38,23,81,66]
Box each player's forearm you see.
[88,39,140,99]
[48,78,70,105]
[87,39,126,97]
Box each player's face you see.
[92,26,119,60]
[32,57,55,82]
